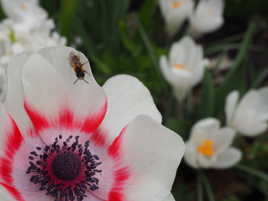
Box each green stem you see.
[137,19,166,89]
[59,0,79,37]
[201,173,215,201]
[197,173,204,201]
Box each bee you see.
[69,51,90,84]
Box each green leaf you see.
[201,173,215,201]
[199,69,215,118]
[139,0,158,28]
[119,21,141,56]
[236,164,268,183]
[251,67,268,88]
[59,0,79,37]
[197,174,204,201]
[220,21,256,88]
[215,21,257,115]
[205,43,241,55]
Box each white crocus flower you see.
[159,0,194,37]
[225,88,268,137]
[189,0,224,37]
[184,118,241,169]
[159,36,207,100]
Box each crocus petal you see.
[189,0,224,37]
[183,142,198,168]
[159,0,194,36]
[159,55,178,85]
[212,148,242,169]
[232,89,268,136]
[197,154,217,169]
[190,118,220,146]
[225,91,239,126]
[214,127,236,154]
[99,74,162,142]
[108,115,185,201]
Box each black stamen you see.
[26,135,102,201]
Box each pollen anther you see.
[171,1,182,8]
[197,139,215,157]
[173,64,185,70]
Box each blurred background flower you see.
[225,88,268,137]
[189,0,224,37]
[184,118,241,169]
[159,36,207,100]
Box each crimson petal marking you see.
[0,117,23,184]
[0,183,25,201]
[108,127,130,201]
[24,101,108,143]
[80,101,108,135]
[24,102,49,135]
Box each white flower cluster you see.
[0,0,66,67]
[159,0,224,37]
[0,0,66,102]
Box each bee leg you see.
[81,61,89,66]
[83,79,89,84]
[73,78,79,84]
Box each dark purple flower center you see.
[26,135,102,201]
[52,152,81,181]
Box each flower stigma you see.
[20,3,28,9]
[171,1,182,9]
[197,139,215,157]
[173,64,185,70]
[26,135,102,201]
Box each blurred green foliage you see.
[2,0,268,200]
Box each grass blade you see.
[236,164,268,183]
[201,173,215,201]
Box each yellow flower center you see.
[171,1,182,9]
[20,3,28,9]
[197,140,215,157]
[173,64,185,70]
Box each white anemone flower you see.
[184,118,241,169]
[0,46,185,201]
[159,0,194,37]
[189,0,224,37]
[159,36,207,100]
[0,66,7,102]
[225,88,268,137]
